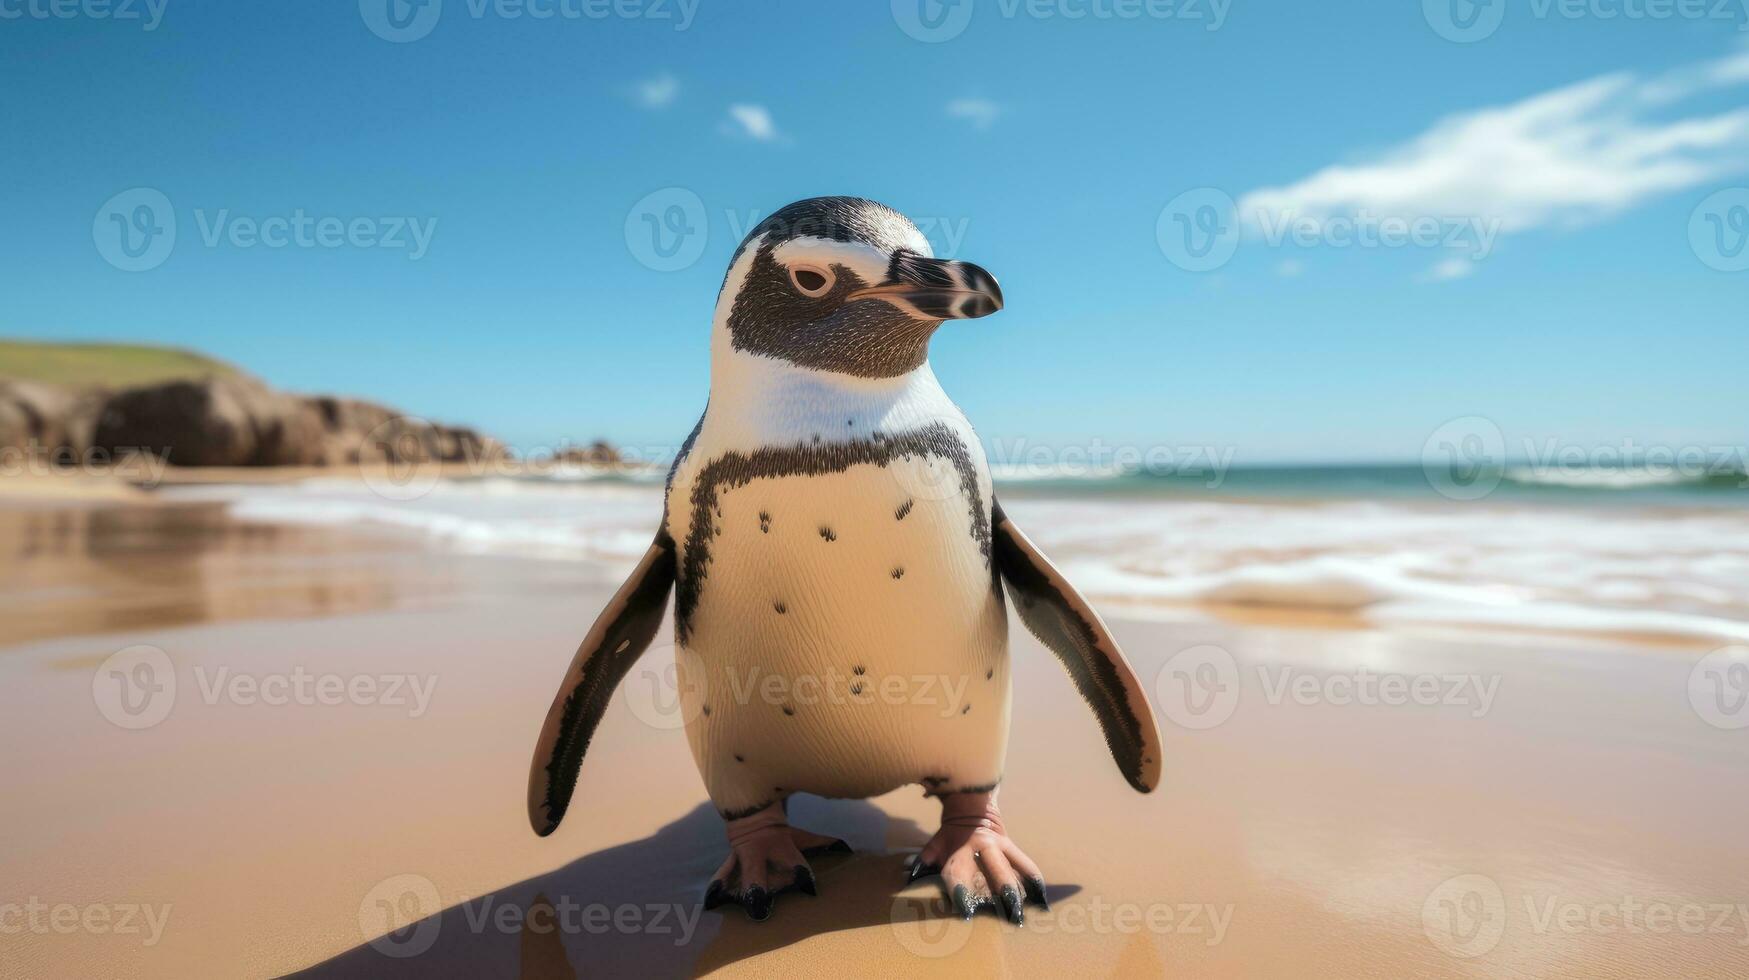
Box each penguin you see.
[527,197,1162,925]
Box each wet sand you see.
[2,500,1747,978]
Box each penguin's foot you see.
[908,790,1047,927]
[703,804,850,921]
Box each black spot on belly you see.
[847,419,854,427]
[782,705,796,717]
[758,510,771,533]
[819,526,836,542]
[961,704,971,715]
[850,681,864,695]
[895,498,913,521]
[735,753,745,763]
[702,704,711,717]
[986,668,993,680]
[890,566,904,580]
[852,665,866,675]
[773,786,785,794]
[773,600,787,615]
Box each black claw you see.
[744,886,773,921]
[703,879,728,910]
[1000,885,1024,927]
[907,860,940,884]
[794,865,817,896]
[1023,875,1050,910]
[952,884,975,920]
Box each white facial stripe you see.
[770,237,892,290]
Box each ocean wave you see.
[988,462,1129,483]
[172,478,1749,647]
[1502,466,1705,490]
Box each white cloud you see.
[946,97,1002,130]
[1421,257,1475,282]
[633,72,678,109]
[724,104,779,142]
[1238,48,1749,240]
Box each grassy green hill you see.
[0,340,238,389]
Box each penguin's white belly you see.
[672,452,1009,814]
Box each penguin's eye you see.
[789,265,834,298]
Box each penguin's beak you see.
[846,253,1004,320]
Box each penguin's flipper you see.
[527,530,677,836]
[991,501,1164,793]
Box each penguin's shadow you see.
[292,796,1080,979]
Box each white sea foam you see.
[168,478,1749,645]
[1503,465,1697,489]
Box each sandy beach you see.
[3,486,1747,979]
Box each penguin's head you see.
[715,197,1003,379]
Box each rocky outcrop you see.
[6,372,514,469]
[93,376,328,466]
[0,380,106,462]
[552,440,623,466]
[305,395,505,466]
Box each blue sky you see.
[2,1,1746,463]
